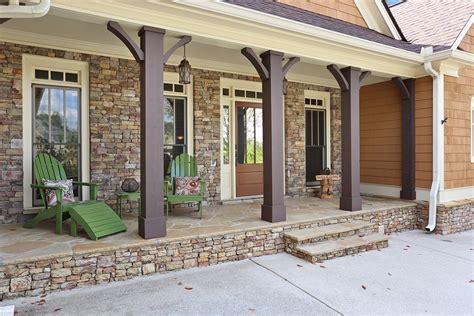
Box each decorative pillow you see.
[174,176,200,195]
[43,179,75,207]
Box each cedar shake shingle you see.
[225,0,449,53]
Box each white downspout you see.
[0,0,50,18]
[422,47,444,232]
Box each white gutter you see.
[422,47,444,232]
[0,0,50,18]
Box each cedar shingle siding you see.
[276,0,367,27]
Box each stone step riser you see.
[292,239,388,264]
[284,225,377,253]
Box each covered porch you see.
[0,0,425,241]
[0,196,417,265]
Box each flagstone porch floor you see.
[0,196,416,265]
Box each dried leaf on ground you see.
[361,285,367,290]
[320,265,326,269]
[184,286,193,290]
[297,264,303,267]
[177,282,183,285]
[54,308,62,312]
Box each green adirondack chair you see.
[23,153,126,240]
[164,153,206,219]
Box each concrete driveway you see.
[2,230,473,316]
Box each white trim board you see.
[361,183,430,202]
[439,186,474,204]
[22,54,90,209]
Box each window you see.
[164,97,187,174]
[32,85,81,205]
[305,108,327,185]
[236,106,263,164]
[385,0,405,7]
[222,105,230,165]
[471,98,474,162]
[34,68,79,83]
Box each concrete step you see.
[292,233,389,263]
[283,220,375,243]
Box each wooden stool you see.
[315,174,340,199]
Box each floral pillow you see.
[43,179,75,207]
[174,176,200,195]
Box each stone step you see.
[293,233,389,263]
[283,220,374,243]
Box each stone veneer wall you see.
[417,199,474,235]
[284,82,341,196]
[0,41,340,223]
[0,204,419,300]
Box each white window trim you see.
[304,90,331,175]
[163,72,194,156]
[22,54,90,210]
[471,97,474,163]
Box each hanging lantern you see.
[283,77,288,95]
[178,44,191,84]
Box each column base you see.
[400,189,416,200]
[261,203,286,223]
[138,215,166,239]
[340,196,362,211]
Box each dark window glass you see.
[305,98,310,105]
[174,84,184,93]
[51,71,64,81]
[32,85,81,205]
[256,92,262,99]
[235,89,245,97]
[222,88,230,96]
[246,90,256,98]
[317,99,323,106]
[164,83,173,91]
[35,69,49,80]
[236,106,262,164]
[311,99,317,106]
[305,108,326,185]
[163,97,187,176]
[65,73,78,83]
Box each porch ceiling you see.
[1,6,399,87]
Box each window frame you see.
[304,90,331,187]
[22,55,90,210]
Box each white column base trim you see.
[360,183,430,201]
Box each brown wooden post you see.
[327,65,370,211]
[241,48,299,222]
[392,77,416,200]
[107,21,191,238]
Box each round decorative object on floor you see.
[121,178,139,193]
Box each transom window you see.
[32,85,81,205]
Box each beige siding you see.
[415,76,433,189]
[276,0,368,27]
[360,80,402,186]
[360,77,433,189]
[458,25,474,53]
[444,66,474,189]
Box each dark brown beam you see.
[107,21,144,62]
[163,36,192,64]
[282,57,300,77]
[0,18,10,24]
[241,48,299,222]
[327,64,363,211]
[108,22,191,238]
[327,64,349,91]
[392,77,416,200]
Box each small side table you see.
[115,191,140,219]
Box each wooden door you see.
[235,102,263,197]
